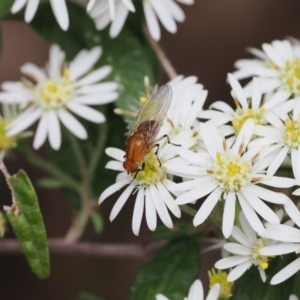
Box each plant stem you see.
[143,24,178,80]
[88,121,108,180]
[23,146,80,191]
[180,205,197,217]
[67,132,88,180]
[0,159,14,203]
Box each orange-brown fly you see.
[123,85,175,175]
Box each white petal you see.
[50,0,69,31]
[206,283,220,300]
[57,109,87,139]
[227,261,252,282]
[11,0,27,13]
[247,185,287,204]
[48,44,64,78]
[156,182,181,218]
[33,113,48,149]
[143,2,160,41]
[242,189,280,224]
[262,176,296,188]
[260,244,300,256]
[145,189,157,231]
[193,188,221,226]
[237,193,265,236]
[231,226,252,248]
[67,102,105,123]
[239,211,257,244]
[105,147,125,162]
[228,73,248,108]
[215,256,249,269]
[47,110,61,150]
[224,243,251,255]
[259,267,266,282]
[99,179,129,203]
[76,93,118,105]
[132,189,145,236]
[251,77,262,110]
[110,183,135,221]
[262,43,285,68]
[70,47,102,81]
[222,192,236,238]
[271,258,300,285]
[20,63,46,83]
[267,146,289,176]
[24,0,39,23]
[150,185,173,228]
[75,66,112,86]
[149,0,176,34]
[6,106,42,136]
[176,180,218,205]
[188,279,203,300]
[109,3,129,38]
[284,197,300,228]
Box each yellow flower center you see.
[134,150,166,187]
[210,152,252,193]
[208,269,233,299]
[35,70,74,109]
[284,118,300,148]
[232,108,266,134]
[251,238,270,269]
[269,59,300,95]
[0,119,17,150]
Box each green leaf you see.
[152,222,193,240]
[231,254,296,300]
[77,292,105,300]
[292,269,300,298]
[90,211,104,234]
[0,0,13,20]
[36,177,65,189]
[5,170,50,279]
[129,237,200,300]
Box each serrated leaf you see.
[37,177,65,189]
[5,170,50,279]
[231,253,296,300]
[0,0,13,19]
[129,237,200,300]
[90,211,104,234]
[152,222,193,240]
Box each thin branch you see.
[0,159,15,204]
[143,25,178,80]
[0,238,165,259]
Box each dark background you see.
[1,1,300,299]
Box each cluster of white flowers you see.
[11,0,194,41]
[99,38,300,287]
[0,44,118,151]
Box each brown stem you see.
[64,200,97,244]
[143,25,178,80]
[0,160,15,204]
[0,238,166,259]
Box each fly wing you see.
[127,85,172,144]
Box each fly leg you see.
[151,135,181,167]
[134,163,145,179]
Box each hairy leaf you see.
[5,170,50,279]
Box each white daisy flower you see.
[11,0,69,30]
[249,98,300,178]
[171,119,296,238]
[260,223,300,284]
[99,145,182,236]
[0,103,27,159]
[88,0,194,40]
[0,44,118,150]
[207,74,291,141]
[233,38,300,97]
[87,0,135,38]
[215,211,279,282]
[156,279,220,300]
[143,0,194,41]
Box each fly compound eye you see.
[130,164,138,173]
